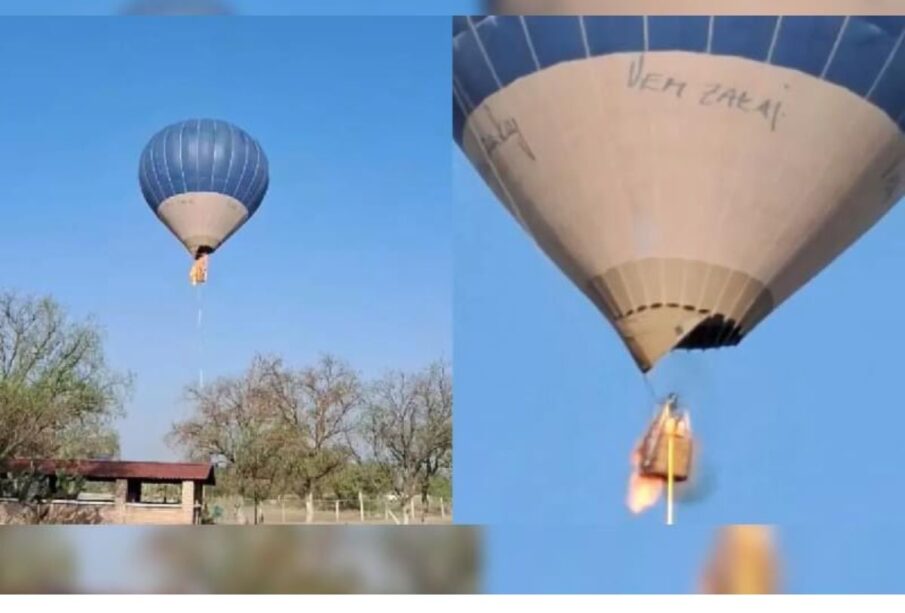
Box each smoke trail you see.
[195,284,204,389]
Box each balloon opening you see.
[676,314,743,350]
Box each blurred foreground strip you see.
[4,595,905,611]
[699,525,780,594]
[484,0,905,14]
[0,529,77,593]
[0,526,482,594]
[119,0,235,13]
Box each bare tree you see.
[170,354,450,525]
[261,355,362,523]
[364,362,452,524]
[413,362,452,521]
[168,356,284,524]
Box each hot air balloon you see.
[453,13,905,372]
[139,119,269,285]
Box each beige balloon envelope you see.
[456,13,905,371]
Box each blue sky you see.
[0,17,451,460]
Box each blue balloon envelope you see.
[139,118,269,258]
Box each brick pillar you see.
[194,480,204,523]
[114,479,128,524]
[181,480,195,524]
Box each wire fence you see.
[206,494,452,525]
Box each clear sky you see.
[0,17,451,460]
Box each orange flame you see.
[626,450,664,514]
[190,254,209,286]
[626,405,692,515]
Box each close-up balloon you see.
[454,13,905,372]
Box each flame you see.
[626,405,693,515]
[190,254,209,286]
[626,450,664,514]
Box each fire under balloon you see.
[627,394,693,525]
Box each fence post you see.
[280,495,285,524]
[334,500,340,523]
[384,498,389,521]
[410,498,415,523]
[440,497,446,519]
[358,491,365,522]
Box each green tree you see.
[325,460,393,504]
[0,292,131,524]
[0,292,129,462]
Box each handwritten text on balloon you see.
[627,55,785,132]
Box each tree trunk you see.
[402,497,411,525]
[420,484,430,524]
[305,490,314,524]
